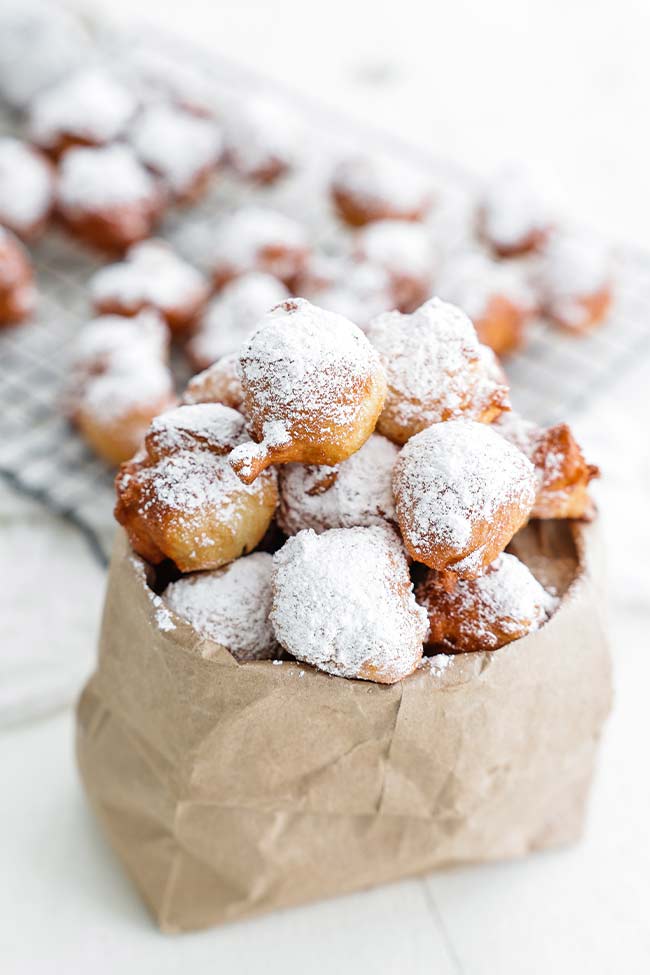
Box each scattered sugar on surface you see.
[148,403,246,454]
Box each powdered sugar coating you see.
[147,403,247,456]
[482,166,553,252]
[271,525,428,682]
[78,358,174,423]
[128,102,223,194]
[298,256,394,327]
[164,552,278,661]
[278,433,399,535]
[355,220,435,278]
[332,154,431,214]
[28,68,136,148]
[188,271,290,366]
[222,93,299,179]
[57,144,157,210]
[436,250,535,320]
[90,240,208,314]
[70,311,169,371]
[365,297,509,437]
[210,206,307,279]
[0,137,54,234]
[536,231,611,328]
[393,419,536,565]
[230,298,385,476]
[417,552,558,651]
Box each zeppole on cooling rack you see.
[0,0,649,563]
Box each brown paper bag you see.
[76,519,612,932]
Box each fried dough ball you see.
[187,271,290,370]
[271,525,428,683]
[209,206,309,289]
[0,137,55,241]
[354,219,435,313]
[28,69,137,157]
[480,166,553,257]
[90,240,210,335]
[182,354,246,413]
[114,403,278,571]
[331,154,432,227]
[365,297,510,445]
[128,103,223,203]
[57,144,165,253]
[494,411,599,520]
[436,250,536,357]
[164,552,279,661]
[0,226,36,325]
[222,93,299,184]
[535,231,612,333]
[65,311,176,465]
[229,298,387,484]
[393,419,537,578]
[277,433,399,535]
[415,553,558,653]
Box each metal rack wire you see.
[1,36,650,567]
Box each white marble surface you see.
[3,0,650,971]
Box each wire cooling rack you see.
[2,29,650,566]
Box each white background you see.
[3,1,650,973]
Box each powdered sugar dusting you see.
[536,231,611,327]
[333,154,431,213]
[356,219,435,278]
[222,93,299,178]
[164,552,278,660]
[418,553,558,651]
[271,525,428,682]
[0,137,53,231]
[147,403,247,455]
[482,166,553,250]
[278,433,399,534]
[366,297,508,430]
[436,250,534,320]
[189,271,289,365]
[128,102,222,194]
[182,354,246,412]
[210,206,307,276]
[28,68,136,147]
[393,419,536,556]
[90,239,208,311]
[230,298,384,465]
[58,144,157,210]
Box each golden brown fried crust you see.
[474,294,529,357]
[0,230,35,325]
[415,561,543,653]
[531,423,599,520]
[114,408,279,571]
[231,367,388,483]
[58,194,166,254]
[331,187,428,228]
[75,395,176,466]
